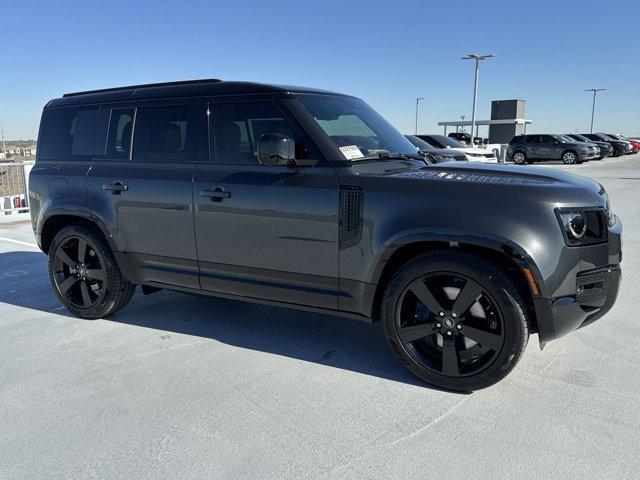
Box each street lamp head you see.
[585,88,606,93]
[462,54,495,61]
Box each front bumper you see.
[534,217,622,344]
[579,150,599,160]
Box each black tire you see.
[512,151,527,165]
[381,250,529,391]
[48,225,135,319]
[562,150,578,164]
[612,148,620,157]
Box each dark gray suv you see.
[29,80,622,391]
[507,134,599,164]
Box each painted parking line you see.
[0,236,39,249]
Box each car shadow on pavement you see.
[0,250,455,391]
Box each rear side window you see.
[39,107,98,160]
[132,105,190,162]
[106,108,134,159]
[511,136,523,143]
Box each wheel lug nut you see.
[439,312,445,317]
[456,325,462,330]
[446,331,452,336]
[452,313,457,318]
[436,323,441,328]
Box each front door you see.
[87,101,199,288]
[193,97,340,309]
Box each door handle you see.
[200,186,231,202]
[103,180,128,195]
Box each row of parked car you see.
[506,133,639,165]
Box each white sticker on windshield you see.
[339,145,365,160]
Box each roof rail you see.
[62,79,223,97]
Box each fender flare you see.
[369,229,548,298]
[39,207,119,256]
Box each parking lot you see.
[1,155,639,479]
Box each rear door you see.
[192,96,340,309]
[524,135,545,158]
[539,135,558,159]
[87,100,199,289]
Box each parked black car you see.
[30,80,622,391]
[405,135,467,162]
[566,133,613,159]
[507,134,599,164]
[581,133,632,156]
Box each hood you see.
[388,161,604,202]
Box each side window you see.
[133,105,190,163]
[210,101,298,164]
[540,135,553,144]
[106,108,134,159]
[525,135,540,144]
[39,107,98,160]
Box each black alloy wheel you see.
[395,272,504,379]
[53,235,105,309]
[48,225,135,319]
[381,251,529,391]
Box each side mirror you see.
[258,133,296,167]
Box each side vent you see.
[340,186,363,249]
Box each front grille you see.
[576,265,619,307]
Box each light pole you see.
[415,97,424,134]
[462,53,494,145]
[585,88,605,133]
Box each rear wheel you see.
[381,250,529,391]
[48,225,135,319]
[512,151,527,165]
[562,151,578,164]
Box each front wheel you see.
[48,225,135,319]
[381,250,529,391]
[562,151,578,164]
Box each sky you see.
[1,0,639,140]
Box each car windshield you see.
[429,135,464,149]
[554,134,577,143]
[297,94,418,160]
[570,134,589,142]
[405,135,434,150]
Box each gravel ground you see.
[0,155,638,480]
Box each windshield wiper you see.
[349,152,425,163]
[377,152,425,161]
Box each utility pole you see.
[585,88,605,133]
[462,54,494,145]
[1,125,6,155]
[415,97,424,135]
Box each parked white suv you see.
[415,134,498,163]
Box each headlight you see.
[560,212,587,239]
[556,208,608,246]
[601,188,616,227]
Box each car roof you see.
[45,79,349,108]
